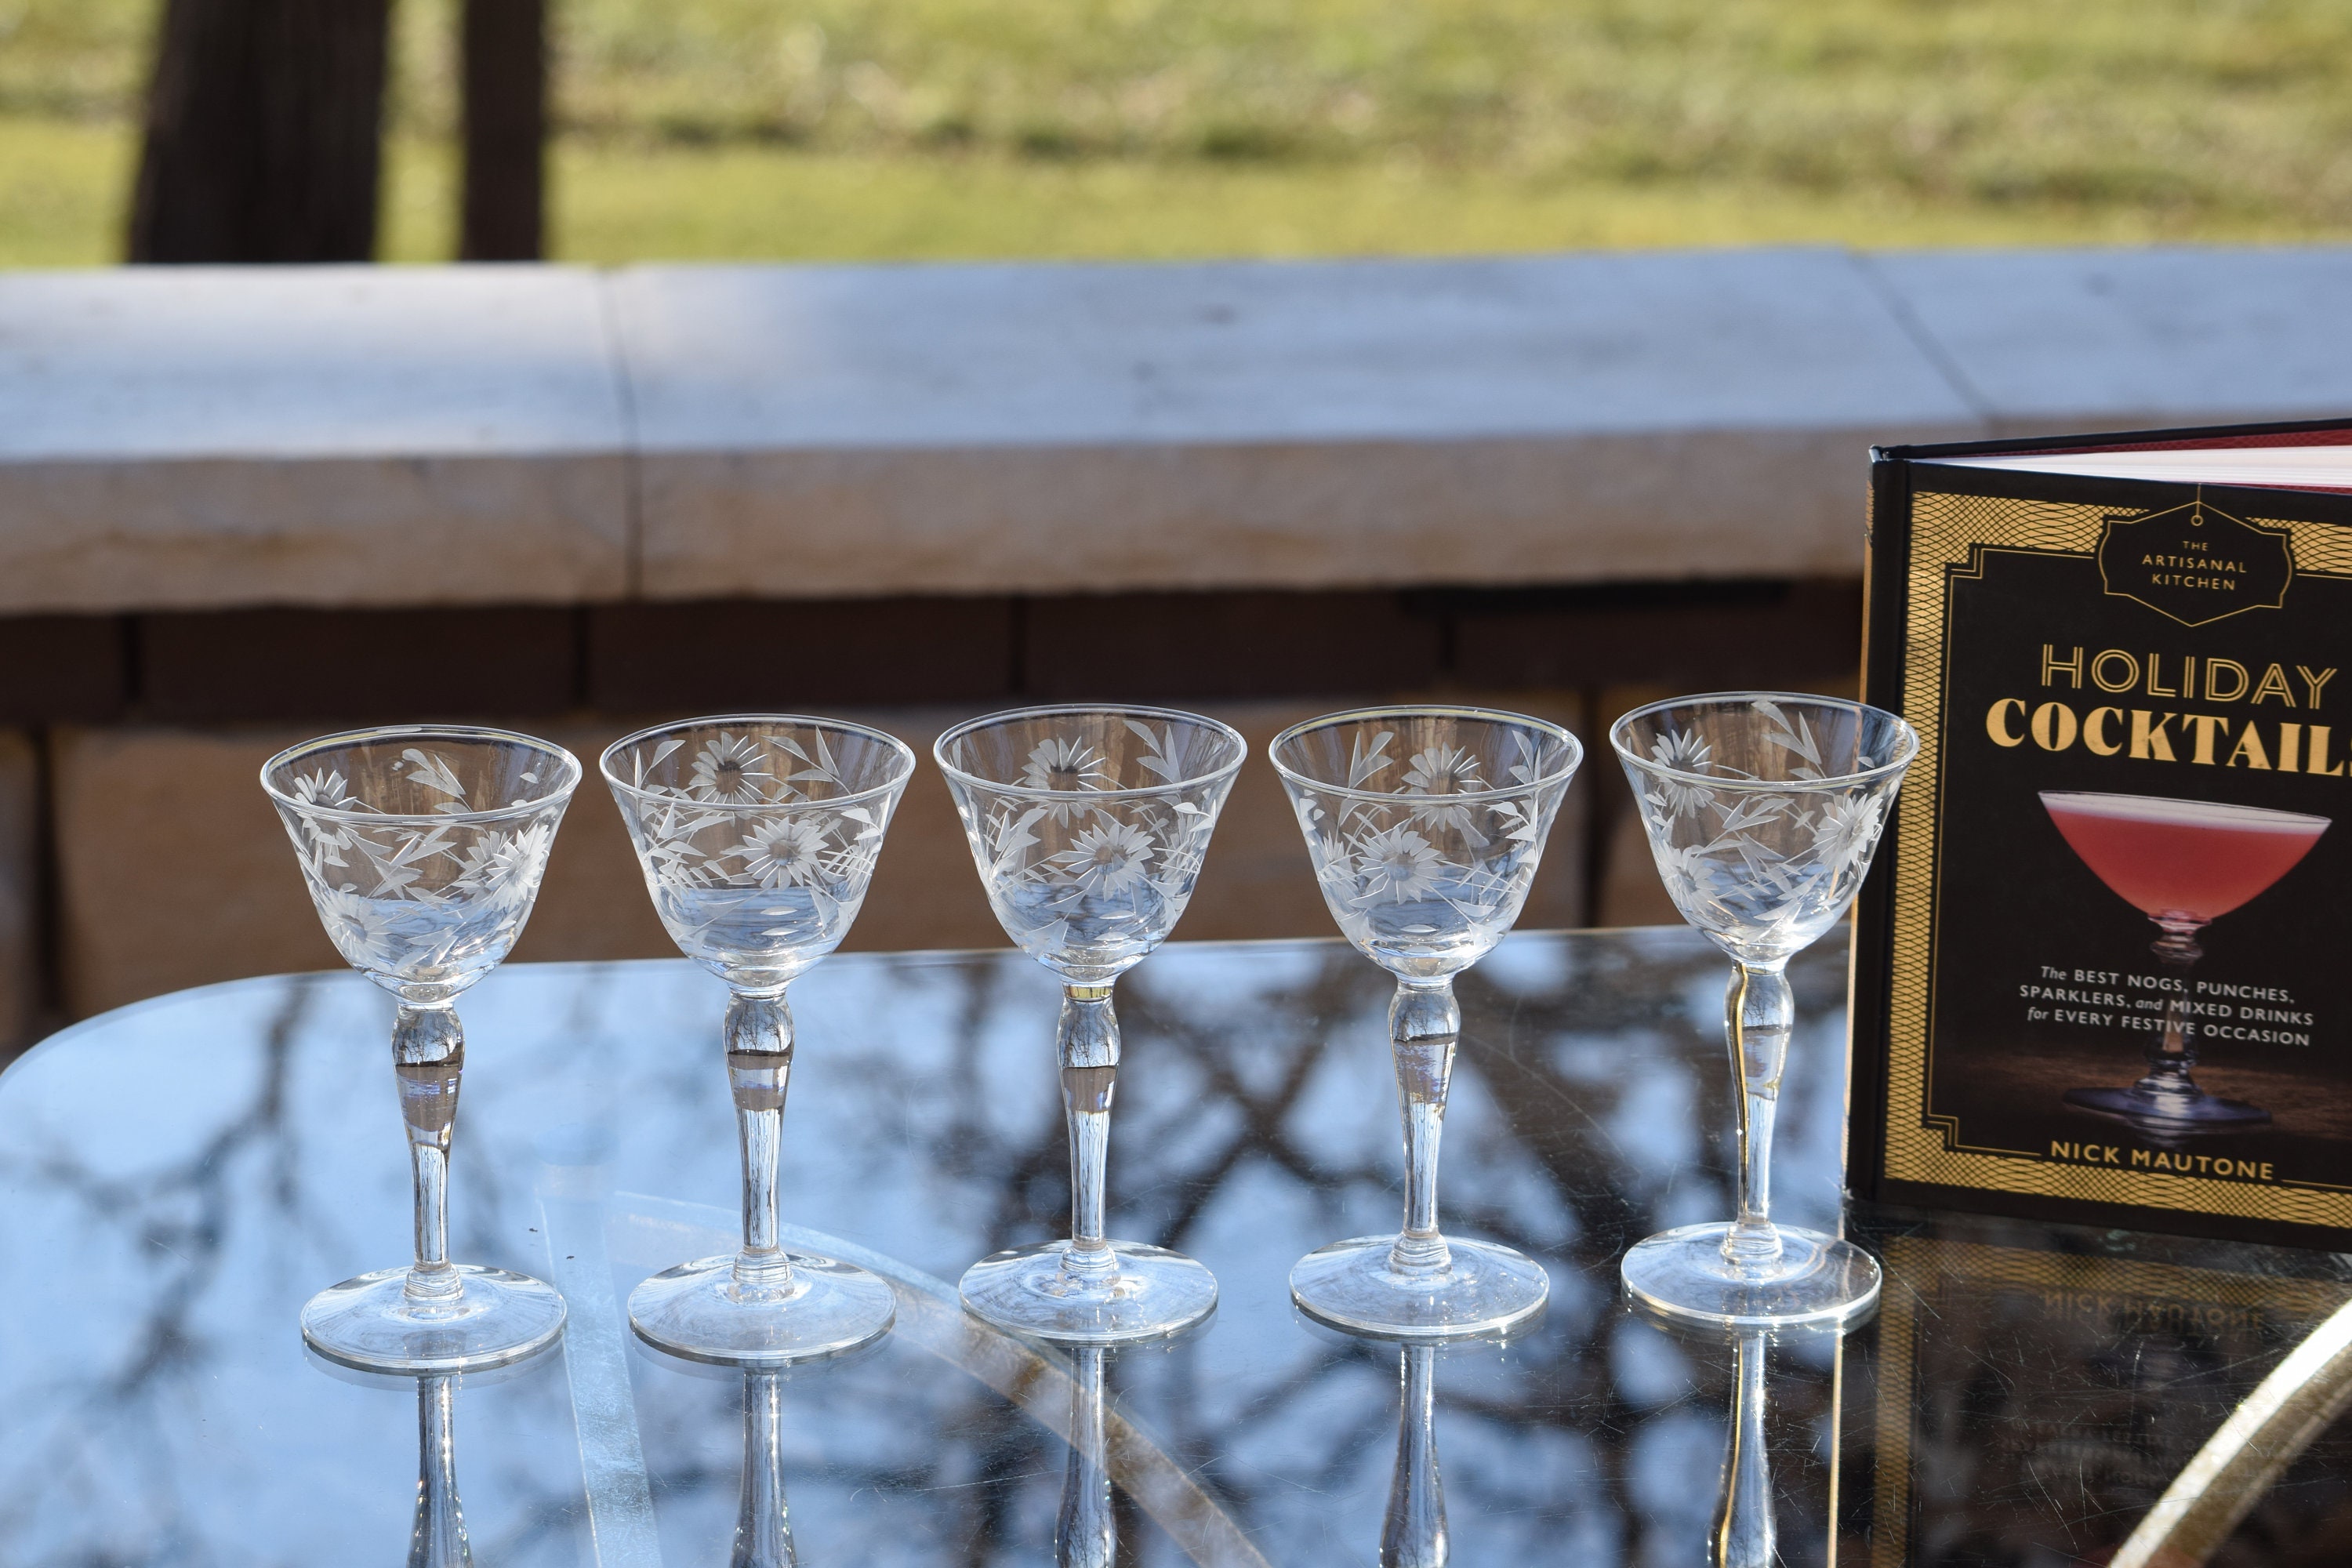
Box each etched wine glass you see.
[935,705,1245,1342]
[1613,691,1917,1327]
[604,716,916,1363]
[2042,791,2328,1134]
[263,724,579,1372]
[1271,705,1581,1338]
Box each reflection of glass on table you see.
[2040,791,2329,1134]
[9,930,2351,1560]
[1627,1305,1857,1568]
[1057,1347,1116,1568]
[734,1369,800,1568]
[1375,1343,1446,1568]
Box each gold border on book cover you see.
[1881,490,2352,1227]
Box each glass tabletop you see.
[1,927,2347,1566]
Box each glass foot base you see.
[302,1264,567,1374]
[1621,1223,1879,1329]
[2063,1084,2272,1136]
[960,1240,1217,1345]
[630,1252,896,1366]
[1290,1236,1549,1340]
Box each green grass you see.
[542,143,2345,265]
[0,118,132,268]
[4,0,2352,267]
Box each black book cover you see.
[1852,416,2352,1250]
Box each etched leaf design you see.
[400,749,468,803]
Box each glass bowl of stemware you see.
[262,724,579,1373]
[1270,704,1582,1338]
[935,704,1246,1344]
[603,715,916,1363]
[1611,691,1917,1328]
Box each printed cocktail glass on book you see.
[1613,693,1916,1328]
[2041,791,2329,1135]
[263,725,579,1372]
[937,705,1246,1343]
[604,716,916,1363]
[1272,706,1582,1338]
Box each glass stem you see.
[1057,1345,1116,1568]
[1058,984,1121,1284]
[1722,961,1791,1273]
[1389,978,1459,1275]
[1711,1330,1775,1568]
[1381,1343,1449,1568]
[735,1370,797,1568]
[411,1373,471,1568]
[2137,926,2206,1098]
[727,991,795,1298]
[394,1004,466,1306]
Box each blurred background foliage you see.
[3,0,2351,265]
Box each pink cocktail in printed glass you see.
[2040,791,2328,1134]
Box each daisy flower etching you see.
[454,822,554,907]
[1403,743,1484,795]
[288,770,357,868]
[293,768,355,811]
[310,885,405,970]
[1809,792,1886,877]
[739,817,831,889]
[1022,737,1118,825]
[691,733,777,804]
[1646,728,1720,820]
[1352,825,1445,905]
[1054,819,1156,898]
[1022,738,1116,794]
[1402,742,1488,836]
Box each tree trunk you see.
[460,0,547,261]
[129,0,392,263]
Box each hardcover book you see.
[1851,419,2352,1250]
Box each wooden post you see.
[460,0,548,261]
[129,0,391,263]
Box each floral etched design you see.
[941,714,1242,985]
[1617,697,1909,963]
[739,817,831,889]
[1055,819,1156,898]
[1023,738,1115,795]
[267,742,573,994]
[605,722,911,987]
[1278,716,1575,978]
[690,732,775,804]
[1352,825,1445,904]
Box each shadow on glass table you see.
[1,927,2348,1564]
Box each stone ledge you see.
[633,426,1946,600]
[621,248,1976,595]
[0,265,626,461]
[612,250,1970,448]
[1,246,2348,612]
[0,454,630,615]
[1863,247,2352,431]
